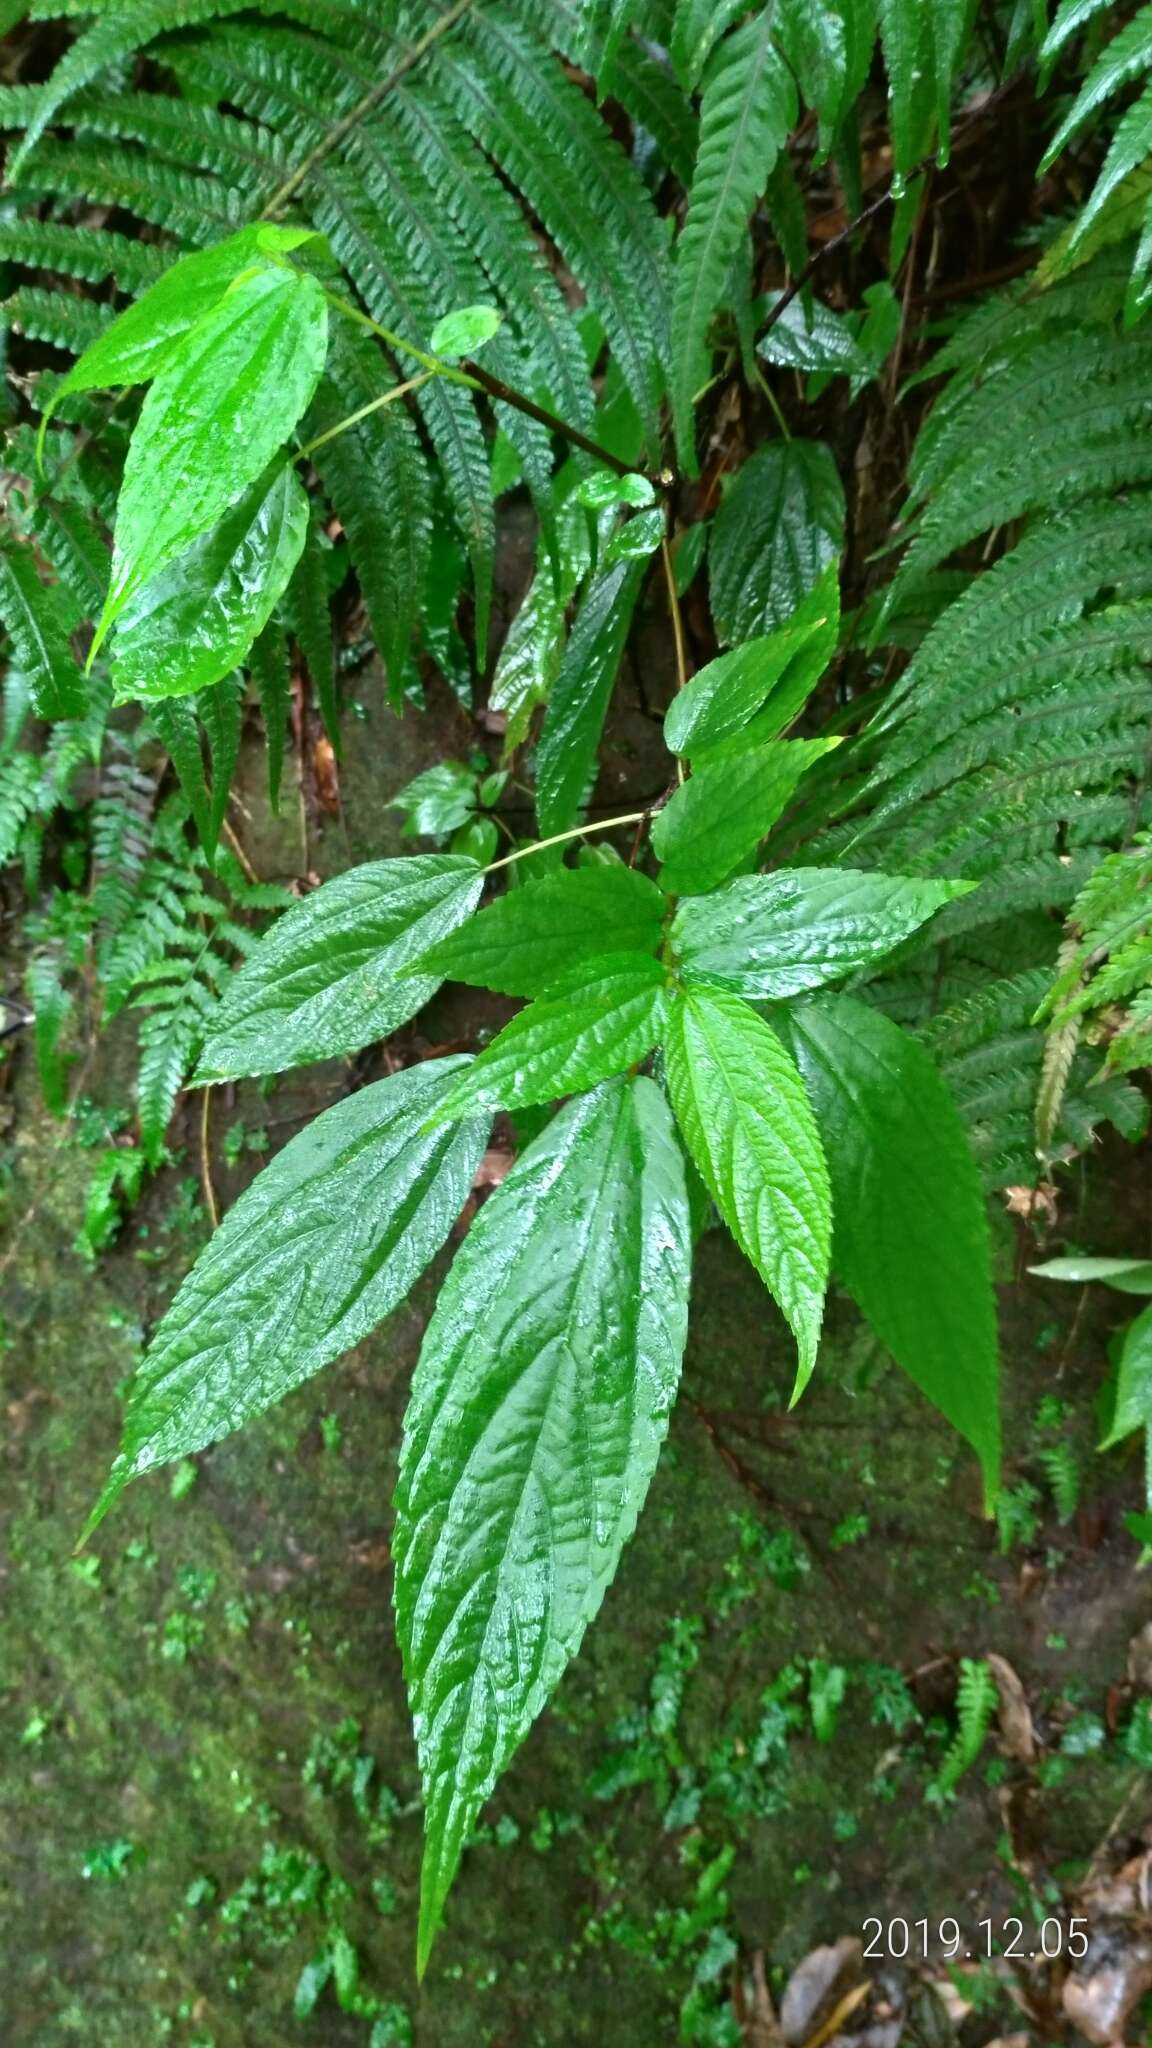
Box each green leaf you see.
[670,9,797,470]
[98,263,328,633]
[429,303,503,358]
[0,546,86,718]
[37,223,319,447]
[664,567,839,755]
[758,294,874,378]
[710,442,845,644]
[81,1058,490,1543]
[1101,1303,1152,1449]
[393,1076,692,1972]
[110,460,309,702]
[779,995,1001,1503]
[664,984,830,1394]
[535,553,647,836]
[388,762,477,841]
[196,856,484,1081]
[670,0,749,87]
[1029,1256,1152,1296]
[652,738,839,896]
[150,677,242,863]
[430,953,667,1121]
[408,863,667,997]
[671,867,974,999]
[574,469,656,510]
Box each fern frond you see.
[4,283,113,356]
[0,218,168,291]
[930,1658,996,1800]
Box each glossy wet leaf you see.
[111,460,309,702]
[0,546,86,718]
[664,984,830,1395]
[197,855,483,1080]
[394,1077,692,1972]
[664,567,839,756]
[82,1058,490,1542]
[780,994,1001,1503]
[535,553,647,836]
[37,224,320,449]
[671,867,974,999]
[1029,1256,1152,1296]
[429,303,502,358]
[652,737,838,896]
[388,761,477,839]
[757,295,873,378]
[409,863,667,997]
[430,953,667,1121]
[1101,1304,1152,1449]
[710,440,845,643]
[100,263,328,631]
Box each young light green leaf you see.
[197,855,484,1080]
[1100,1304,1152,1450]
[652,738,838,896]
[430,953,667,1122]
[429,303,503,359]
[664,567,839,755]
[671,867,975,999]
[710,441,845,643]
[111,460,309,702]
[535,552,647,836]
[779,994,1001,1504]
[664,984,830,1393]
[0,546,86,718]
[574,469,656,510]
[408,863,667,998]
[394,1077,692,1973]
[671,9,797,470]
[81,1058,490,1544]
[1029,1255,1152,1296]
[36,223,320,452]
[99,263,328,633]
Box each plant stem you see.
[483,810,649,874]
[460,357,666,484]
[261,0,476,219]
[296,372,434,460]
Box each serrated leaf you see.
[779,994,1000,1502]
[388,762,477,840]
[670,0,749,87]
[1029,1255,1152,1295]
[670,9,797,470]
[535,552,647,836]
[431,953,667,1121]
[758,294,873,377]
[652,738,838,895]
[1101,1303,1152,1449]
[38,223,318,445]
[408,863,667,997]
[111,459,308,702]
[0,546,86,718]
[672,867,974,998]
[710,441,845,644]
[196,856,484,1080]
[664,567,839,755]
[664,984,830,1392]
[98,263,328,635]
[394,1076,692,1971]
[81,1058,490,1543]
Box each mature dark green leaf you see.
[150,676,243,863]
[672,867,974,998]
[410,862,667,997]
[99,263,328,633]
[780,995,1001,1502]
[111,460,309,702]
[758,295,873,378]
[394,1077,692,1972]
[652,738,838,896]
[664,567,839,755]
[535,553,647,836]
[197,856,484,1080]
[0,546,86,718]
[665,984,830,1392]
[388,762,477,840]
[431,953,667,1121]
[39,223,318,442]
[1101,1303,1152,1449]
[1030,1255,1152,1295]
[775,0,852,149]
[670,9,797,469]
[82,1058,490,1542]
[670,0,749,87]
[710,440,845,643]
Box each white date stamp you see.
[862,1915,1090,1961]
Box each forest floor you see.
[3,635,1152,2048]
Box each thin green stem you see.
[483,810,649,874]
[322,288,475,386]
[296,371,434,460]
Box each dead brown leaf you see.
[987,1651,1036,1762]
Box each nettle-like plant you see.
[48,226,1001,1967]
